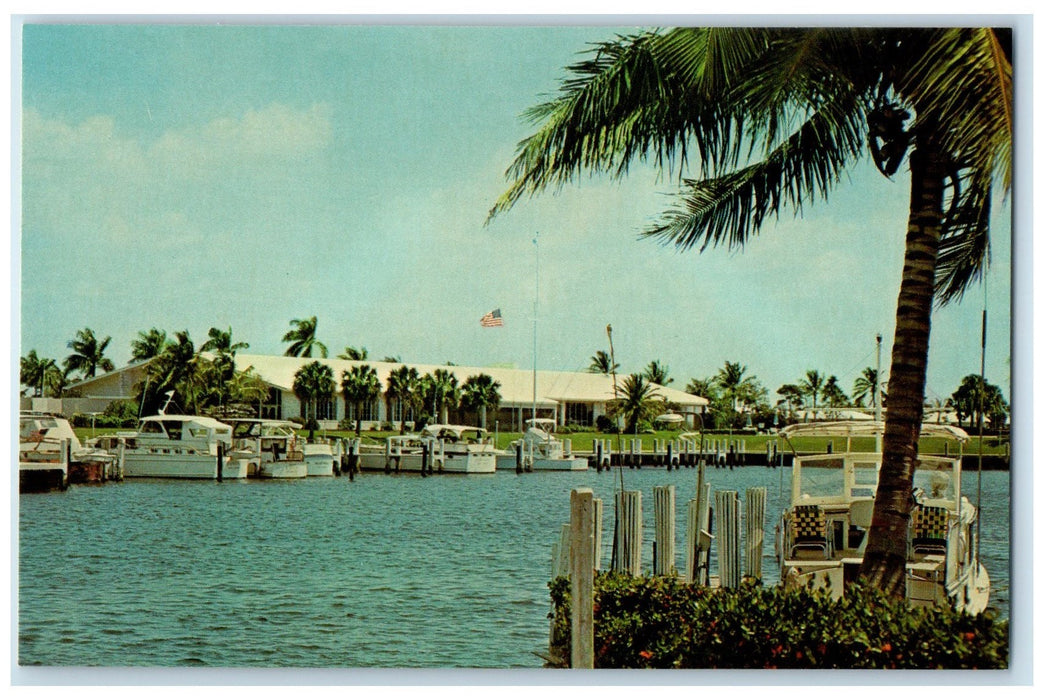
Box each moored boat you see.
[507,418,588,471]
[775,421,990,614]
[20,411,121,485]
[225,418,307,479]
[119,413,242,479]
[302,440,338,476]
[418,424,497,474]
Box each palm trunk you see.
[860,138,946,596]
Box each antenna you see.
[532,233,539,427]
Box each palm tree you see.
[20,350,58,396]
[64,327,115,379]
[283,316,328,358]
[822,375,850,408]
[609,374,662,434]
[776,384,806,421]
[138,330,198,414]
[852,367,883,407]
[587,350,618,375]
[200,327,250,410]
[428,369,460,424]
[800,370,825,415]
[950,374,1008,431]
[341,365,381,436]
[292,361,335,439]
[684,377,716,400]
[488,27,1011,595]
[338,346,369,360]
[131,328,169,362]
[385,365,420,434]
[460,373,502,429]
[643,360,673,386]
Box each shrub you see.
[547,572,1008,669]
[596,415,619,433]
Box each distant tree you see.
[608,374,662,434]
[293,361,336,439]
[137,330,199,415]
[200,326,250,410]
[852,367,885,407]
[800,370,825,414]
[131,328,169,362]
[64,327,115,379]
[950,375,1008,431]
[822,375,850,408]
[382,355,402,363]
[776,383,806,421]
[283,316,328,358]
[643,360,674,386]
[341,364,381,436]
[684,377,716,399]
[226,366,271,417]
[385,365,420,434]
[419,369,460,424]
[461,373,502,429]
[588,350,619,375]
[338,346,369,360]
[20,350,58,397]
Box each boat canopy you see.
[779,420,969,443]
[420,424,488,442]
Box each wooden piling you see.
[716,490,741,588]
[685,478,713,584]
[653,485,676,576]
[593,498,603,571]
[569,488,595,669]
[613,490,642,576]
[216,442,224,482]
[744,487,767,581]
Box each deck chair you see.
[790,504,829,559]
[911,504,949,557]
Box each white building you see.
[48,353,708,431]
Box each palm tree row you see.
[291,362,503,436]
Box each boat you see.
[302,439,339,476]
[20,411,122,486]
[357,434,430,473]
[507,418,588,471]
[418,424,497,474]
[225,418,307,479]
[775,420,990,614]
[119,413,244,479]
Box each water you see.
[18,467,1010,668]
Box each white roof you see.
[232,353,708,408]
[779,420,969,443]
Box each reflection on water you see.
[18,467,1010,667]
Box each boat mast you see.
[532,233,538,426]
[875,333,883,452]
[975,274,987,571]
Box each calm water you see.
[18,466,1010,668]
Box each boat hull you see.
[123,451,222,479]
[530,457,588,471]
[19,462,68,493]
[303,446,336,476]
[257,460,308,479]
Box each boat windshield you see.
[794,453,960,506]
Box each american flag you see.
[480,308,503,327]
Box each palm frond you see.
[642,96,865,251]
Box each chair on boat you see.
[790,504,829,559]
[911,504,949,557]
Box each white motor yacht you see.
[119,414,243,479]
[508,419,588,471]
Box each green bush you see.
[595,415,619,434]
[547,572,1008,669]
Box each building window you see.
[389,399,414,424]
[345,399,380,422]
[564,402,594,426]
[315,396,337,421]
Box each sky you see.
[15,21,1015,406]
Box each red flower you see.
[881,643,892,653]
[638,650,653,660]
